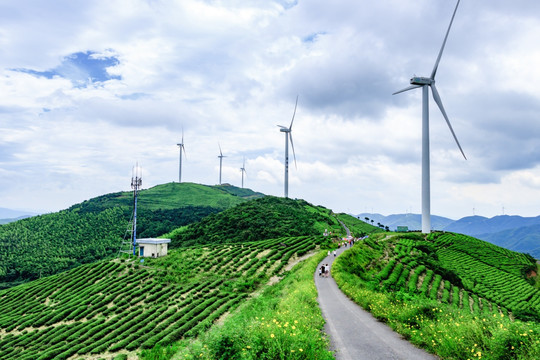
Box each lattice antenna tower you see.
[131,163,142,256]
[118,163,143,257]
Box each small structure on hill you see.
[137,238,171,258]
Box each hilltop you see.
[0,182,263,288]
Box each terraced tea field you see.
[0,235,326,359]
[373,232,540,319]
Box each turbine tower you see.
[218,143,227,185]
[176,128,186,183]
[240,157,247,188]
[393,0,466,234]
[277,95,298,198]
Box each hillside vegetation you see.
[333,231,540,359]
[0,182,262,287]
[166,196,376,247]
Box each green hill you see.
[0,182,263,287]
[0,195,367,359]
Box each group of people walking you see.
[318,237,359,278]
[319,263,330,277]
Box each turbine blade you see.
[431,84,467,160]
[289,133,297,169]
[182,145,187,159]
[392,84,422,95]
[289,95,299,130]
[181,126,184,143]
[431,0,461,79]
[218,143,223,157]
[277,125,288,130]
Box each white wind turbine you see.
[393,0,466,234]
[218,143,227,185]
[176,128,186,183]
[240,157,247,188]
[277,96,298,198]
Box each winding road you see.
[315,231,437,359]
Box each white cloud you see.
[1,0,540,220]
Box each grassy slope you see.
[333,231,540,359]
[72,182,263,212]
[335,213,383,237]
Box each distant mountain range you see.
[356,213,540,259]
[0,207,38,224]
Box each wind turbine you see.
[393,0,466,234]
[240,157,247,188]
[277,95,298,198]
[218,143,227,185]
[176,128,186,183]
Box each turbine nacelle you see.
[410,77,433,86]
[278,126,290,133]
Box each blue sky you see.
[14,51,121,87]
[1,0,540,219]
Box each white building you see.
[137,238,171,258]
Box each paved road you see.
[315,245,437,360]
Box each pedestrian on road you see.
[333,250,336,257]
[325,263,330,277]
[328,250,331,257]
[319,267,322,277]
[321,264,325,277]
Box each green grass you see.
[147,251,334,360]
[73,182,260,212]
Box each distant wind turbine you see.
[176,128,186,183]
[393,0,466,234]
[218,143,227,185]
[277,95,298,198]
[240,157,247,188]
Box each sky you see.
[1,0,540,220]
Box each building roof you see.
[136,238,171,245]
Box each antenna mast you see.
[131,164,142,256]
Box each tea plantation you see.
[0,234,329,359]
